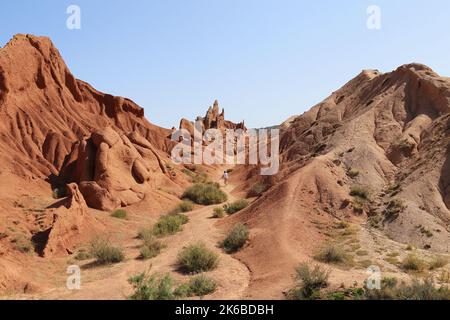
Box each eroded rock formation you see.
[39,183,103,257]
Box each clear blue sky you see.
[1,1,449,128]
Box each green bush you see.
[334,221,350,229]
[365,277,450,300]
[111,209,127,219]
[178,200,194,213]
[186,274,217,297]
[417,225,433,238]
[395,138,415,151]
[89,238,124,264]
[170,200,194,214]
[74,249,92,261]
[173,283,192,298]
[221,223,249,253]
[384,199,406,220]
[192,172,209,184]
[137,228,153,241]
[129,271,217,300]
[349,186,369,200]
[128,272,177,300]
[248,181,269,197]
[182,168,195,178]
[139,235,165,260]
[352,197,366,214]
[11,235,34,253]
[152,214,189,237]
[396,278,450,300]
[177,243,219,273]
[386,182,401,195]
[212,207,225,218]
[287,262,330,300]
[314,244,349,264]
[401,254,426,272]
[347,168,360,178]
[429,256,448,270]
[224,199,249,214]
[182,183,227,205]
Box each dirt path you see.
[18,171,250,300]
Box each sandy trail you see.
[15,170,250,300]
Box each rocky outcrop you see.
[180,100,246,132]
[60,127,156,210]
[230,63,450,298]
[0,34,173,180]
[39,183,103,257]
[0,34,188,294]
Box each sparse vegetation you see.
[365,277,450,300]
[185,274,217,297]
[395,138,415,151]
[128,272,178,300]
[368,215,382,228]
[349,186,370,200]
[334,221,349,229]
[438,270,450,284]
[152,214,189,237]
[347,168,360,178]
[182,168,195,178]
[429,256,448,270]
[314,244,349,265]
[385,256,400,266]
[11,235,33,253]
[221,223,249,253]
[349,186,370,214]
[192,172,209,184]
[384,199,406,221]
[287,262,450,300]
[89,238,124,264]
[417,225,433,238]
[111,209,127,219]
[212,207,225,218]
[356,250,368,256]
[139,234,165,260]
[352,197,367,214]
[287,262,330,300]
[386,182,401,196]
[387,252,400,258]
[358,260,373,268]
[128,271,217,300]
[401,254,426,272]
[170,200,194,214]
[248,181,269,197]
[182,183,227,205]
[137,228,153,241]
[74,249,92,261]
[224,199,249,214]
[177,243,219,273]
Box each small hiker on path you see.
[223,170,229,186]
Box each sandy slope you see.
[5,169,250,300]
